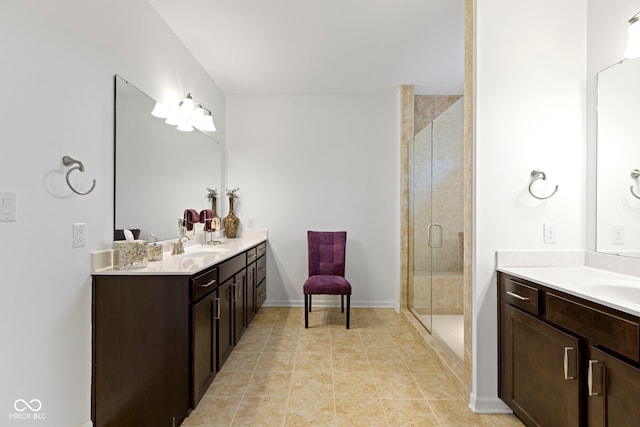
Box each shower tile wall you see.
[414,96,463,315]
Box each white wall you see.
[225,94,401,308]
[473,0,587,411]
[0,1,224,426]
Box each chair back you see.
[307,231,347,277]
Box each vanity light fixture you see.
[151,93,216,132]
[624,12,640,59]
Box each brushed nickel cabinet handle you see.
[214,298,220,320]
[231,283,237,302]
[588,360,604,396]
[258,267,266,272]
[201,279,216,288]
[563,347,575,380]
[506,291,530,301]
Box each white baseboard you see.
[468,393,512,414]
[263,299,397,309]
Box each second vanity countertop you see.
[498,260,640,318]
[92,230,268,276]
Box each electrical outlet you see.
[0,192,16,222]
[543,223,558,244]
[248,217,256,228]
[612,224,625,245]
[73,223,86,248]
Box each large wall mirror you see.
[115,75,222,241]
[597,58,640,257]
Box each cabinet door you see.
[247,262,256,324]
[192,291,216,407]
[233,269,247,344]
[588,347,640,427]
[503,305,581,427]
[217,278,234,370]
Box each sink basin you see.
[587,283,640,304]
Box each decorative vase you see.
[223,197,240,238]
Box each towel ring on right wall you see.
[528,169,558,200]
[630,169,640,200]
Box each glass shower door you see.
[408,123,434,332]
[408,97,464,362]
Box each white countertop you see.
[92,230,267,276]
[497,251,640,317]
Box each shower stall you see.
[408,97,464,363]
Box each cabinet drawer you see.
[257,256,266,283]
[246,247,258,264]
[257,242,266,258]
[256,280,266,309]
[191,267,218,301]
[219,254,246,284]
[546,292,640,362]
[503,277,540,315]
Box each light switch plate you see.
[0,192,16,222]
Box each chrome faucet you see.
[172,219,192,255]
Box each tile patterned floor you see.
[182,307,524,427]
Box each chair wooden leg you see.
[309,294,312,312]
[346,294,350,329]
[341,295,344,313]
[304,294,309,328]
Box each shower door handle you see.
[427,223,443,248]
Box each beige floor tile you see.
[270,324,302,338]
[414,373,462,400]
[294,351,333,372]
[373,372,424,399]
[256,351,296,372]
[429,399,494,426]
[332,352,371,372]
[335,399,387,427]
[331,338,365,354]
[244,371,292,397]
[285,397,337,426]
[367,352,410,373]
[181,308,507,427]
[333,371,378,399]
[290,371,334,398]
[182,396,240,427]
[403,353,443,375]
[233,336,267,352]
[381,398,439,426]
[220,351,261,372]
[263,335,299,352]
[485,414,526,427]
[206,370,253,397]
[232,396,288,426]
[297,338,331,353]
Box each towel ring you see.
[630,169,640,200]
[62,156,96,195]
[528,169,558,200]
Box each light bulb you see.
[177,121,194,132]
[151,102,169,118]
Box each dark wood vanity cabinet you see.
[191,267,218,406]
[92,241,267,427]
[498,272,640,427]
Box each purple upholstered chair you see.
[303,231,351,329]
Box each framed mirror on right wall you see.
[597,58,640,257]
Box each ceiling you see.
[148,0,464,95]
